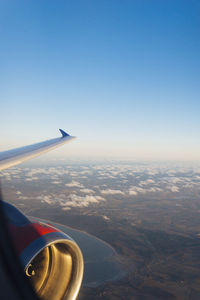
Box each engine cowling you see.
[3,202,84,300]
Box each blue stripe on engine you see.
[20,231,73,269]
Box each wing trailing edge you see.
[0,129,76,171]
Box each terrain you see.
[1,160,200,299]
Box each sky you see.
[1,0,200,160]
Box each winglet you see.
[59,129,70,137]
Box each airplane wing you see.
[0,129,123,300]
[0,129,75,171]
[0,129,84,300]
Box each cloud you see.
[24,167,70,178]
[62,207,71,211]
[129,190,138,196]
[147,170,159,176]
[16,191,22,195]
[25,168,47,177]
[170,177,181,184]
[0,171,11,180]
[65,181,84,188]
[163,176,182,184]
[129,186,147,194]
[25,177,39,181]
[102,215,110,221]
[61,194,105,209]
[18,195,29,200]
[139,179,155,186]
[129,186,162,196]
[101,189,125,195]
[168,186,179,193]
[69,172,80,177]
[149,187,162,192]
[36,195,54,204]
[79,170,92,175]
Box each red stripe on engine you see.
[7,222,60,254]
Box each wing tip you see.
[59,129,70,137]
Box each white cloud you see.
[149,187,162,192]
[169,186,179,193]
[69,172,79,177]
[129,190,138,196]
[0,171,11,180]
[18,196,29,200]
[102,215,110,221]
[16,191,22,195]
[101,189,125,195]
[139,179,155,186]
[25,168,47,177]
[62,207,71,211]
[36,195,54,204]
[65,181,84,188]
[79,170,92,175]
[170,177,181,184]
[129,186,147,194]
[25,177,38,181]
[61,194,105,209]
[147,170,159,176]
[129,185,162,195]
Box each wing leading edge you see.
[0,129,75,171]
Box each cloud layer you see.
[2,161,200,209]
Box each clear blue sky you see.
[1,0,200,160]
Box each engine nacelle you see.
[3,202,84,300]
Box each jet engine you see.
[3,202,84,300]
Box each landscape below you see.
[1,160,200,300]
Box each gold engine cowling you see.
[25,239,84,300]
[3,202,83,300]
